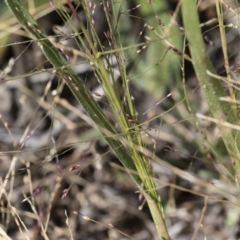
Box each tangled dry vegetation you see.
[1,0,240,239]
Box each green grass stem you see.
[5,0,170,239]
